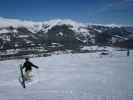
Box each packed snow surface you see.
[0,51,133,100]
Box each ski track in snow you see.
[0,51,133,100]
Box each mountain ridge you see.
[0,17,133,52]
[1,17,131,28]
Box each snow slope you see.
[0,51,133,100]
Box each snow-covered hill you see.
[0,51,133,100]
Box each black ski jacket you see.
[23,61,38,72]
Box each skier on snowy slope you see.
[22,58,39,81]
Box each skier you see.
[22,58,39,81]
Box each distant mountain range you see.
[0,17,133,51]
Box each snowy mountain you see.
[0,17,133,59]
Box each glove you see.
[36,66,39,69]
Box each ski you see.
[19,64,26,88]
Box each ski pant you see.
[24,70,32,80]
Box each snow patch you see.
[0,29,10,34]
